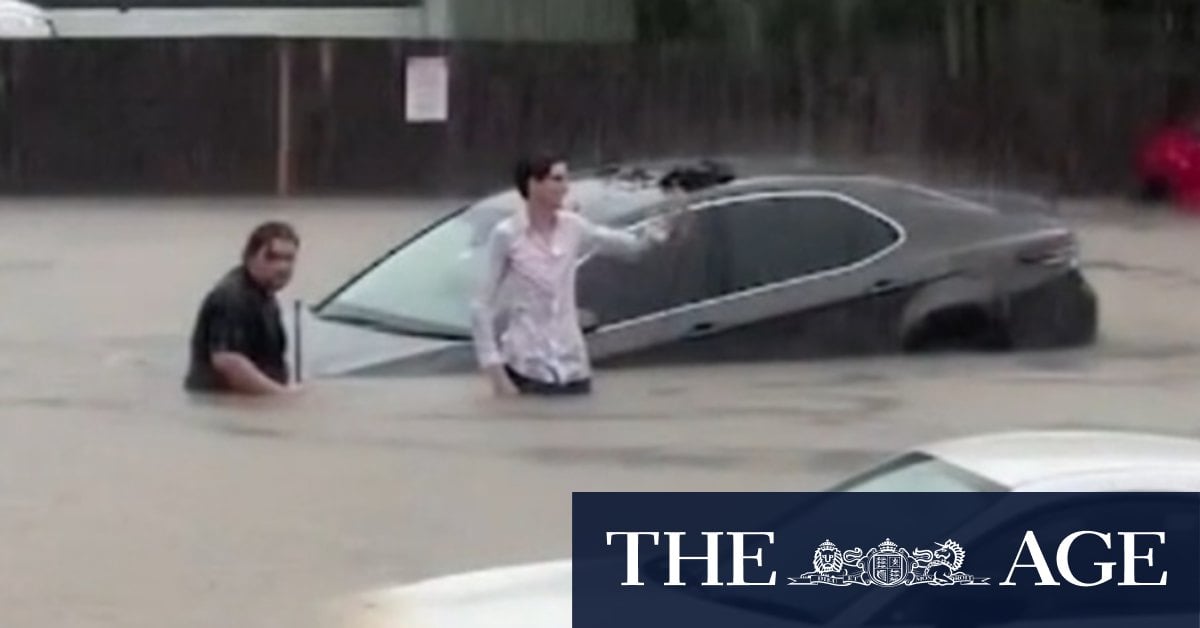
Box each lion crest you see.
[812,539,844,574]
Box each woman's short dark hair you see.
[243,221,299,261]
[514,151,566,198]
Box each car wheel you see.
[1004,272,1098,349]
[902,304,1011,353]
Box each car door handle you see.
[868,279,900,295]
[684,321,717,338]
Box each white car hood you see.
[328,559,826,628]
[332,560,572,628]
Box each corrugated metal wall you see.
[0,34,1194,195]
[0,40,277,193]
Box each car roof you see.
[574,157,1009,219]
[461,158,1057,252]
[465,156,1031,223]
[915,430,1200,488]
[713,174,1011,215]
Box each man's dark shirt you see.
[184,266,289,393]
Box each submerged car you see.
[299,159,1098,378]
[330,430,1200,628]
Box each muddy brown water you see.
[0,197,1198,627]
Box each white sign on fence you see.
[405,55,449,123]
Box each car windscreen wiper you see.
[317,310,469,342]
[318,311,395,333]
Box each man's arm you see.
[470,226,518,396]
[205,296,290,396]
[211,352,290,395]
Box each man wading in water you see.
[184,222,300,396]
[470,153,680,397]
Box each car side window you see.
[721,194,900,293]
[576,206,729,326]
[868,495,1200,627]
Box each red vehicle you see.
[1136,114,1200,212]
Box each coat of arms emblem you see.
[788,538,989,587]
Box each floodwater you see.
[1,197,1199,628]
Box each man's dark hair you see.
[514,151,566,199]
[242,221,299,261]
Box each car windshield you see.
[315,177,670,338]
[827,451,1009,493]
[648,453,1006,624]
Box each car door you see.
[576,200,732,362]
[711,190,908,337]
[578,190,907,363]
